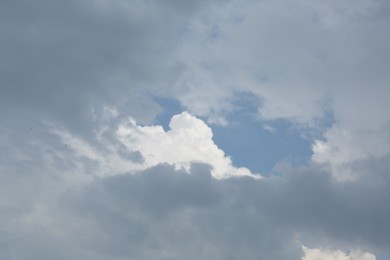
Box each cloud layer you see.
[1,112,389,259]
[1,153,389,259]
[1,0,390,259]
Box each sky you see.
[1,0,390,259]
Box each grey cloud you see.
[1,158,389,259]
[45,163,305,260]
[2,0,390,129]
[102,163,219,217]
[173,0,390,126]
[120,150,145,164]
[267,168,390,249]
[0,0,202,136]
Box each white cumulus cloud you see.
[53,111,258,179]
[116,111,258,179]
[303,246,376,260]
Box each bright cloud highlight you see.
[303,246,376,260]
[54,111,258,179]
[117,111,257,179]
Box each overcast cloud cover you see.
[1,0,390,259]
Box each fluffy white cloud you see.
[116,111,257,179]
[303,246,376,260]
[54,111,257,179]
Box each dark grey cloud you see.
[0,0,204,136]
[1,158,389,259]
[62,161,390,258]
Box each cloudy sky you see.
[1,0,390,259]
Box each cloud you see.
[51,111,257,179]
[0,0,215,133]
[302,246,376,260]
[2,107,390,259]
[2,157,389,259]
[2,0,389,180]
[172,0,390,180]
[1,0,390,259]
[116,112,257,179]
[312,124,390,180]
[2,106,389,258]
